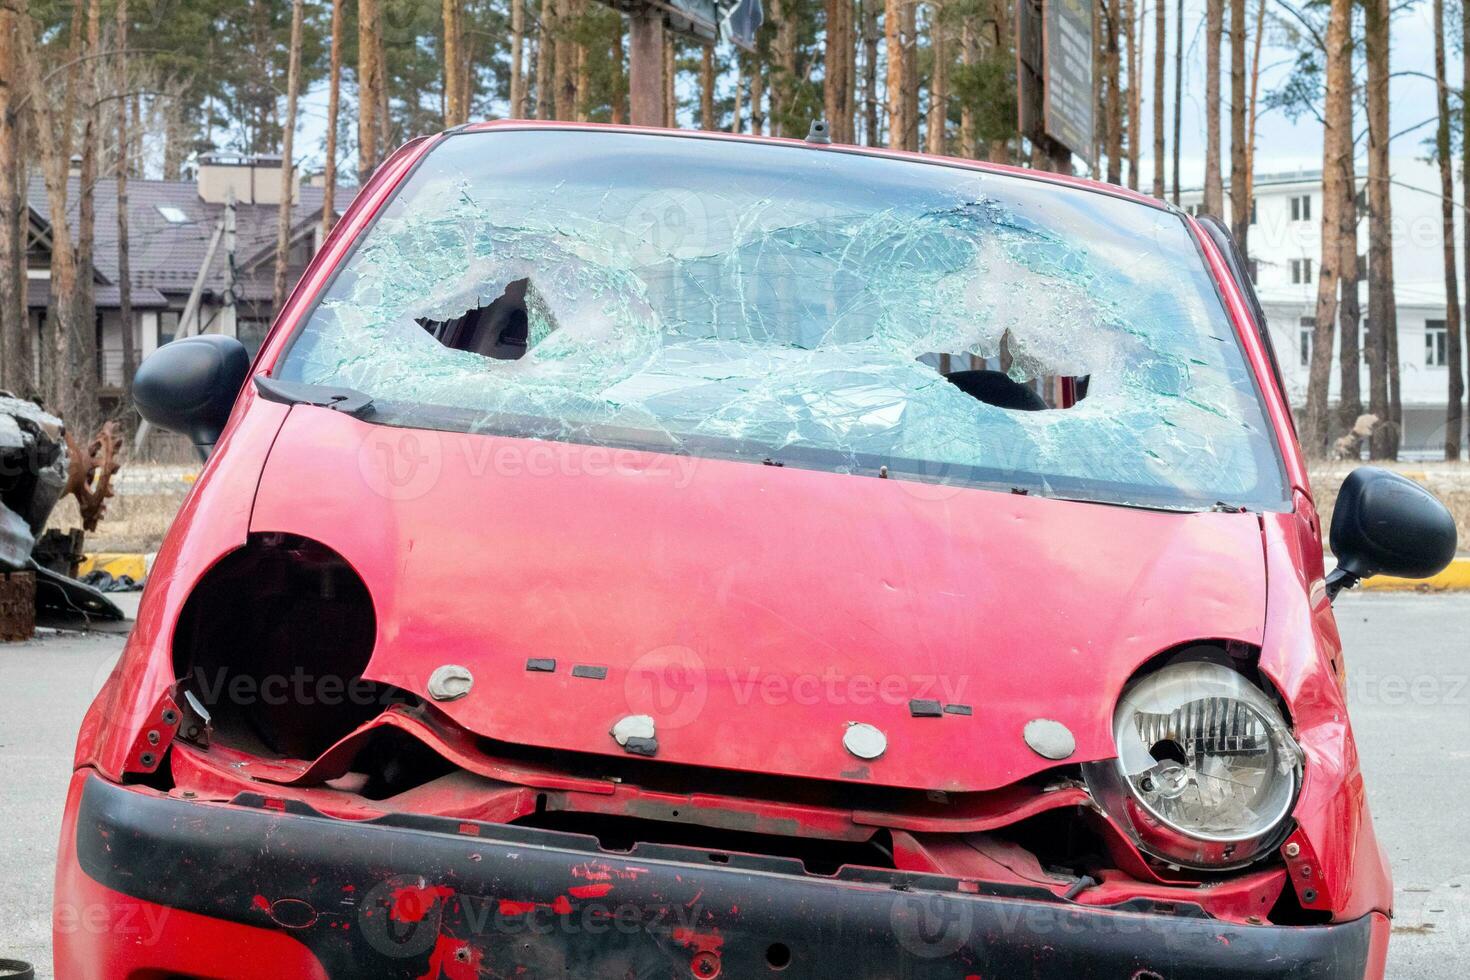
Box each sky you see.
[250,0,1450,192]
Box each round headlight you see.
[1083,659,1302,869]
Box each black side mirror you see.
[1326,466,1458,599]
[133,335,250,456]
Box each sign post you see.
[1016,0,1094,172]
[606,0,763,126]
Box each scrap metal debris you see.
[0,396,124,629]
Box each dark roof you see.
[26,175,356,310]
[25,278,168,310]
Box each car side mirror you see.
[1326,466,1458,600]
[133,335,250,457]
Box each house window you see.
[1250,198,1257,225]
[1427,320,1448,367]
[1290,195,1312,221]
[1300,316,1316,367]
[158,310,180,346]
[1291,258,1313,284]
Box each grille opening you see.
[512,810,896,876]
[343,727,461,800]
[994,806,1113,881]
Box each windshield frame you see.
[263,125,1293,514]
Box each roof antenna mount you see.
[805,119,832,145]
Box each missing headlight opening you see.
[171,533,393,760]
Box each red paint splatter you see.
[672,926,725,955]
[568,883,613,899]
[389,884,455,923]
[497,899,541,916]
[416,934,483,980]
[251,895,271,914]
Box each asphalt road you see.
[0,592,1464,978]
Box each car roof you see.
[456,120,1175,214]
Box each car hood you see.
[250,408,1268,793]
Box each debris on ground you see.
[0,396,125,635]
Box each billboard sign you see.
[1043,0,1094,159]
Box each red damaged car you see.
[56,124,1456,979]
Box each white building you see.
[1182,158,1462,457]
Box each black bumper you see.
[74,774,1372,979]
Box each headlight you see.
[1083,659,1302,870]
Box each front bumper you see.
[61,773,1381,979]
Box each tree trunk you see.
[321,0,343,238]
[510,0,525,117]
[1435,0,1462,457]
[664,32,676,127]
[273,0,304,319]
[959,19,975,158]
[701,44,715,129]
[751,52,765,134]
[74,0,101,430]
[1460,0,1470,457]
[554,0,576,119]
[1171,0,1181,202]
[902,0,918,148]
[1365,0,1393,458]
[536,0,555,119]
[1336,158,1361,443]
[1229,0,1247,246]
[1302,0,1351,456]
[1124,0,1138,189]
[1203,0,1222,214]
[574,22,589,121]
[444,0,463,125]
[0,0,31,397]
[776,0,798,136]
[610,17,626,124]
[115,0,135,400]
[863,0,880,144]
[925,4,947,154]
[20,5,82,417]
[885,0,906,148]
[358,0,383,178]
[1104,0,1122,183]
[1241,0,1265,243]
[826,0,854,142]
[1151,0,1164,197]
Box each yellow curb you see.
[1353,556,1470,592]
[78,553,149,582]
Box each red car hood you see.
[250,408,1268,793]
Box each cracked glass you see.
[276,130,1287,510]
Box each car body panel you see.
[251,405,1268,792]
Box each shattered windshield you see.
[276,129,1286,509]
